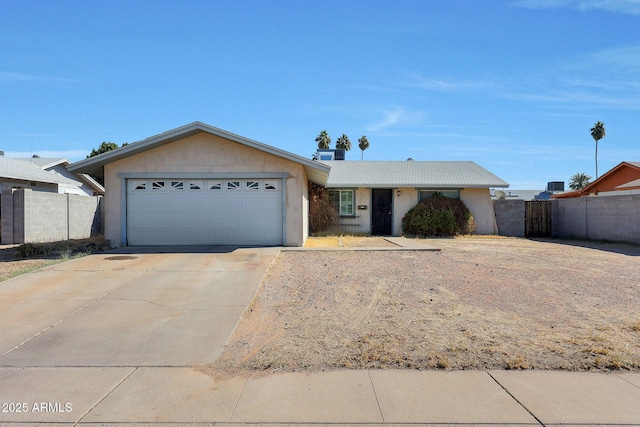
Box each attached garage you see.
[68,122,330,247]
[126,177,284,245]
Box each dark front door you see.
[371,189,392,235]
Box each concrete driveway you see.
[0,247,279,367]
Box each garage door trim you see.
[118,172,289,246]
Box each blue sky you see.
[1,0,638,189]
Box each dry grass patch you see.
[210,238,640,376]
[305,236,397,248]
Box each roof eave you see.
[68,122,331,184]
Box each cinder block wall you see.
[493,199,525,237]
[0,188,102,244]
[552,194,640,244]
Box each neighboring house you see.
[68,122,330,247]
[67,122,509,247]
[13,157,104,196]
[553,162,640,199]
[0,154,83,193]
[322,159,509,235]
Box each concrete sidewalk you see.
[0,368,638,424]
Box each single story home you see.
[0,154,88,194]
[13,157,104,196]
[322,159,508,235]
[68,122,508,247]
[68,122,331,247]
[553,161,640,199]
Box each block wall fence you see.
[1,188,103,244]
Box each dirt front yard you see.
[210,237,640,376]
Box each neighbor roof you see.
[322,160,509,188]
[68,122,330,185]
[0,155,80,186]
[14,157,105,194]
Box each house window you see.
[329,189,355,216]
[419,190,459,202]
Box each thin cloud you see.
[399,72,489,93]
[512,0,640,15]
[365,107,425,132]
[0,72,74,84]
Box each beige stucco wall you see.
[460,188,498,234]
[337,187,371,234]
[103,132,309,246]
[335,187,497,236]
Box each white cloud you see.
[512,0,640,15]
[365,107,425,132]
[399,72,489,93]
[0,72,73,84]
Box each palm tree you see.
[590,121,606,179]
[358,135,369,160]
[335,134,351,151]
[315,130,331,149]
[569,172,591,190]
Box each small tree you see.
[88,141,119,158]
[569,172,591,190]
[87,141,128,184]
[358,135,369,160]
[336,134,351,151]
[590,121,606,179]
[315,130,331,149]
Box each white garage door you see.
[126,178,283,245]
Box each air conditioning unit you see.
[546,181,564,192]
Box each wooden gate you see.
[525,201,552,237]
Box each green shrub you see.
[402,193,475,237]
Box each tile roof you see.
[322,160,509,188]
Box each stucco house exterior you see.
[68,122,508,247]
[68,122,330,247]
[322,159,509,236]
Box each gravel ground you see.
[210,237,640,376]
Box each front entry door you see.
[371,189,392,235]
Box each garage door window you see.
[264,180,278,190]
[152,181,165,190]
[246,181,259,191]
[171,181,184,190]
[189,181,203,190]
[208,180,222,190]
[134,182,146,190]
[227,181,241,191]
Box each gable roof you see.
[580,161,640,193]
[322,160,509,188]
[68,122,330,185]
[13,157,105,194]
[0,155,80,186]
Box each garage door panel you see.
[127,178,283,245]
